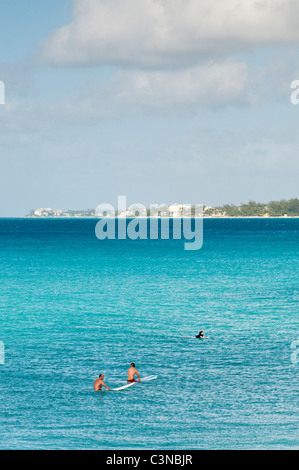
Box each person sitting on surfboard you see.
[195,331,209,339]
[127,363,141,383]
[94,373,111,391]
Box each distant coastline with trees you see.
[26,198,299,218]
[203,199,299,217]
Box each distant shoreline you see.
[25,199,299,219]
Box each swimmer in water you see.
[195,330,209,339]
[94,373,111,391]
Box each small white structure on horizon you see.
[168,204,191,218]
[118,210,131,218]
[34,208,52,216]
[118,207,147,218]
[53,210,63,216]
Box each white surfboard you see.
[112,382,136,391]
[140,375,158,382]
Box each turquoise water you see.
[0,218,298,449]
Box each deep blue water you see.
[0,218,298,449]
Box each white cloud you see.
[0,62,250,140]
[111,62,251,111]
[39,0,299,68]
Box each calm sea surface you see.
[0,218,298,449]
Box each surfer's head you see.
[99,373,104,379]
[199,331,203,336]
[131,363,135,368]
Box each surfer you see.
[195,330,209,338]
[127,363,141,383]
[94,373,111,391]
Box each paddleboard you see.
[112,382,136,391]
[140,375,158,382]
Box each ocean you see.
[0,218,298,449]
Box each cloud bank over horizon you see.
[33,0,299,115]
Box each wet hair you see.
[99,373,103,378]
[199,331,204,336]
[131,363,135,367]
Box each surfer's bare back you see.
[127,363,140,383]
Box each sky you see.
[0,0,299,216]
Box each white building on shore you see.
[34,208,52,216]
[168,204,192,218]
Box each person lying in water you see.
[127,362,141,383]
[94,373,111,391]
[195,330,209,338]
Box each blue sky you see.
[0,0,298,216]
